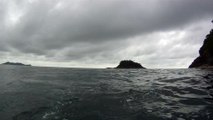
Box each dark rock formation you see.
[116,60,145,69]
[2,62,31,66]
[189,22,213,68]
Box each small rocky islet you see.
[115,60,146,69]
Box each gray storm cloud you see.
[0,0,212,68]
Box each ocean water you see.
[0,65,213,120]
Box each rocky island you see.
[116,60,146,69]
[189,22,213,68]
[2,62,32,66]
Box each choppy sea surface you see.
[0,65,213,120]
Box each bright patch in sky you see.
[6,2,23,26]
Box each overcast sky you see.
[0,0,212,68]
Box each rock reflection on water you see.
[0,66,212,120]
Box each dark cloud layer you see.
[0,0,212,68]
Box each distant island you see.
[2,62,32,66]
[115,60,146,69]
[189,22,213,68]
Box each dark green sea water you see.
[0,65,213,120]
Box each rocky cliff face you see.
[116,60,146,69]
[189,29,213,68]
